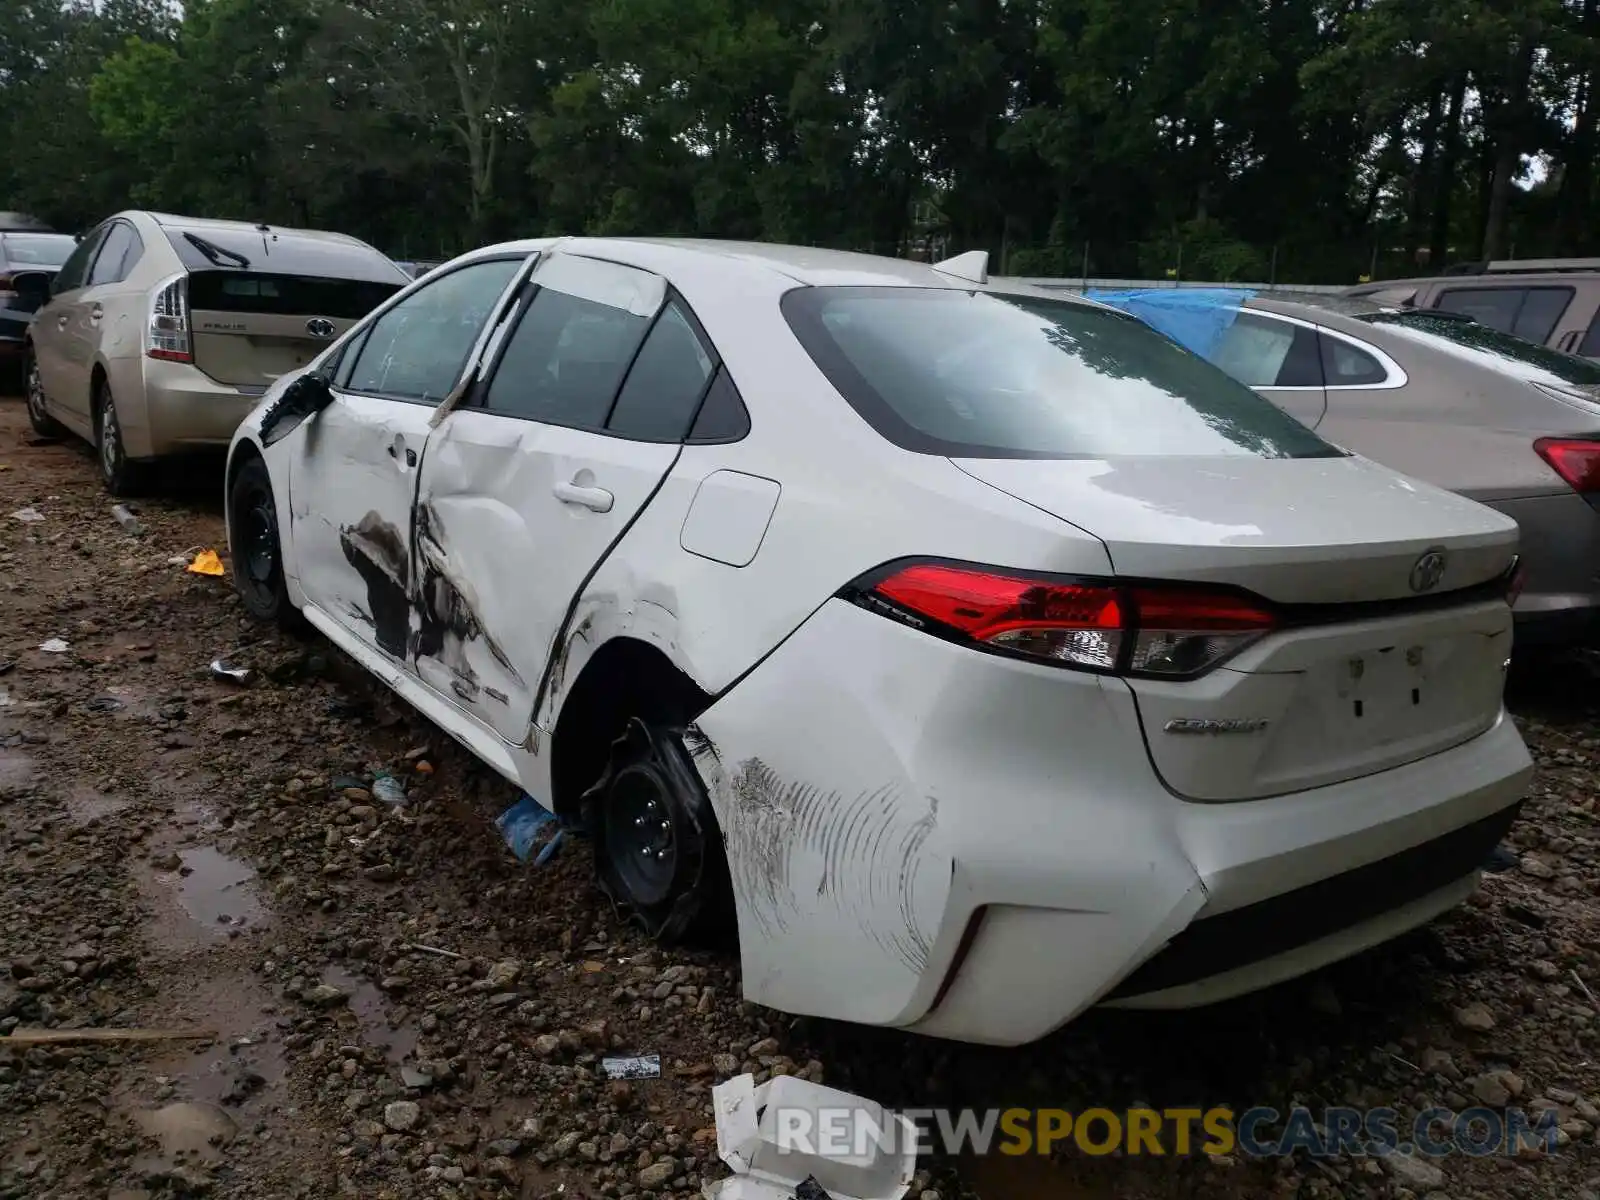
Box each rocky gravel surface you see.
[1,395,1600,1200]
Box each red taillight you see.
[1535,437,1600,494]
[147,275,192,363]
[860,562,1277,677]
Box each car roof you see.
[455,236,1090,296]
[141,211,370,250]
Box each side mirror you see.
[258,372,335,446]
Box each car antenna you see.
[932,249,989,285]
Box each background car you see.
[1347,258,1600,360]
[223,239,1529,1045]
[1096,289,1600,648]
[0,226,76,372]
[24,210,410,494]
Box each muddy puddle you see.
[137,841,266,953]
[322,966,418,1063]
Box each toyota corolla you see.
[223,238,1532,1045]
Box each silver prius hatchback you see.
[22,211,408,494]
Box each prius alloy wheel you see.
[24,347,64,437]
[94,383,148,496]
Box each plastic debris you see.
[602,1054,661,1080]
[704,1074,916,1200]
[1086,287,1257,359]
[371,772,407,807]
[111,504,145,535]
[495,793,565,865]
[0,688,11,708]
[38,638,69,654]
[209,659,255,686]
[11,506,44,523]
[186,549,226,577]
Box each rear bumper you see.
[133,360,264,458]
[1513,593,1600,648]
[688,597,1533,1046]
[1105,799,1518,1004]
[1495,492,1600,648]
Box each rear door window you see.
[605,303,716,441]
[343,257,522,403]
[1210,313,1322,387]
[86,222,142,287]
[1435,286,1573,343]
[51,227,107,293]
[481,289,651,428]
[782,287,1340,459]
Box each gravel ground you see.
[1,394,1599,1200]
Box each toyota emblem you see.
[305,317,336,339]
[1409,546,1448,593]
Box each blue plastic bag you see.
[1086,287,1257,360]
[495,793,565,866]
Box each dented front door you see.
[286,256,529,660]
[411,253,683,743]
[288,393,433,652]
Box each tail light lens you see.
[147,275,191,362]
[1534,437,1600,494]
[855,561,1277,678]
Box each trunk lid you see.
[187,270,401,387]
[953,453,1518,799]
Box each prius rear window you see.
[782,287,1342,459]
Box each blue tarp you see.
[1085,287,1257,360]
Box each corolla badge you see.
[1164,718,1271,735]
[1409,546,1448,594]
[305,317,337,339]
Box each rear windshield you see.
[1,233,75,267]
[1357,311,1600,386]
[188,270,402,319]
[782,287,1341,459]
[162,225,408,284]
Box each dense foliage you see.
[1,0,1597,281]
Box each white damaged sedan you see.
[225,238,1532,1045]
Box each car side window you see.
[605,302,715,441]
[51,227,108,294]
[1436,286,1573,343]
[1579,308,1600,357]
[482,287,652,428]
[1512,288,1574,342]
[1210,313,1322,387]
[86,222,142,287]
[343,257,522,403]
[687,368,752,442]
[1318,333,1389,386]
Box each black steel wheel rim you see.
[605,764,678,907]
[237,485,278,589]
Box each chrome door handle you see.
[553,480,614,512]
